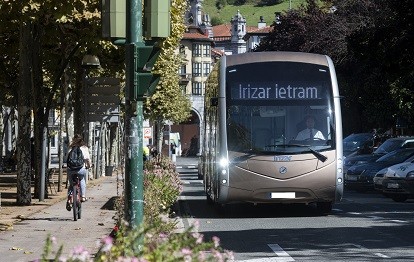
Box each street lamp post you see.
[81,55,100,141]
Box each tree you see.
[0,0,122,203]
[255,0,413,135]
[144,0,192,151]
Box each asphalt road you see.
[175,164,414,262]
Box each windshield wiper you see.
[307,147,328,162]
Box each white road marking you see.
[374,253,390,258]
[268,244,295,261]
[390,219,407,223]
[367,215,383,220]
[181,181,203,185]
[237,244,295,262]
[351,244,390,259]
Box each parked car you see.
[343,133,375,157]
[343,137,414,175]
[373,167,388,192]
[380,160,414,202]
[345,148,414,192]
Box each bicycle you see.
[67,173,82,221]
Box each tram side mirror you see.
[210,97,219,107]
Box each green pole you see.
[125,0,144,232]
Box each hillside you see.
[201,0,306,26]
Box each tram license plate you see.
[387,183,399,189]
[271,192,295,199]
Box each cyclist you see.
[66,134,91,211]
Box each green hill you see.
[201,0,306,26]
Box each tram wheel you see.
[206,192,214,205]
[391,194,407,202]
[316,201,332,214]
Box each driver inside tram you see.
[296,115,325,140]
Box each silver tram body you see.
[201,52,343,213]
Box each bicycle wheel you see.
[72,185,78,221]
[77,194,82,219]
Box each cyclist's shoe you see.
[66,201,72,211]
[81,197,87,202]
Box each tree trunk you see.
[16,21,33,205]
[31,21,47,199]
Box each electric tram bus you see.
[199,52,343,213]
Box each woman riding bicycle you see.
[66,134,91,211]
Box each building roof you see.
[212,23,262,38]
[182,25,213,41]
[212,24,232,37]
[249,26,272,34]
[243,26,272,40]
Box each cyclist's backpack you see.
[67,146,84,170]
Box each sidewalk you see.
[0,170,121,262]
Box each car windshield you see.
[377,149,414,163]
[374,139,404,154]
[343,133,372,153]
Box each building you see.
[176,24,213,156]
[243,16,272,52]
[174,1,272,156]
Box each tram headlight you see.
[219,157,229,168]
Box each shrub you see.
[41,221,234,262]
[143,156,182,224]
[40,157,234,261]
[95,220,234,262]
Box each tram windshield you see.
[225,61,336,154]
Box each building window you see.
[192,82,202,95]
[51,135,56,147]
[192,43,201,57]
[203,44,210,57]
[48,110,56,125]
[179,84,187,94]
[179,65,186,75]
[192,62,201,77]
[203,62,211,76]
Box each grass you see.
[201,0,307,26]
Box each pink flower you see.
[212,236,220,248]
[191,232,204,244]
[100,236,113,252]
[181,248,192,255]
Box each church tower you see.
[187,0,203,26]
[230,10,247,54]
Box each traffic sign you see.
[144,127,152,138]
[85,77,120,123]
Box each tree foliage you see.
[0,0,122,203]
[255,0,414,135]
[144,0,191,123]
